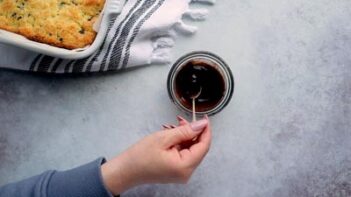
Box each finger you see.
[177,116,197,146]
[174,144,181,151]
[189,117,211,160]
[181,116,212,166]
[162,118,208,148]
[181,129,211,166]
[198,115,211,142]
[179,139,198,150]
[177,116,189,126]
[191,115,206,141]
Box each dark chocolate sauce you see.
[175,60,225,112]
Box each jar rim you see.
[167,51,235,116]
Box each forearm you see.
[0,158,116,197]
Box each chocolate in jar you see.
[174,59,226,112]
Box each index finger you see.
[180,118,212,166]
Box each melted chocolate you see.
[175,60,225,112]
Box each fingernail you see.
[177,115,185,121]
[162,124,171,129]
[190,118,208,132]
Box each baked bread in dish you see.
[0,0,105,49]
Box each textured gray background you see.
[1,0,351,196]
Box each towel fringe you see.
[150,0,215,65]
[191,0,216,5]
[151,48,172,64]
[153,37,175,49]
[174,20,198,35]
[151,36,175,64]
[184,8,209,21]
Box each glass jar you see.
[167,51,234,116]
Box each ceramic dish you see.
[0,0,125,59]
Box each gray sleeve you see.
[0,158,118,197]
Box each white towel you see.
[0,0,214,73]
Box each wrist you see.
[101,154,137,195]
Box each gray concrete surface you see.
[1,0,351,196]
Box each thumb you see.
[162,118,208,148]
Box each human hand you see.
[101,116,211,195]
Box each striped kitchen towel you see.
[0,0,214,73]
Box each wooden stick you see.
[192,98,196,122]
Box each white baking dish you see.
[0,0,125,60]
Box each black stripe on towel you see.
[64,60,76,73]
[99,0,145,71]
[37,56,55,72]
[107,0,157,71]
[122,0,165,69]
[51,59,63,73]
[85,18,115,72]
[29,55,42,71]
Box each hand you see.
[101,116,212,195]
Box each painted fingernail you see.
[177,115,186,122]
[162,124,171,129]
[190,118,208,132]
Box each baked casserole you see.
[0,0,105,49]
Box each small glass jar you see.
[167,51,234,116]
